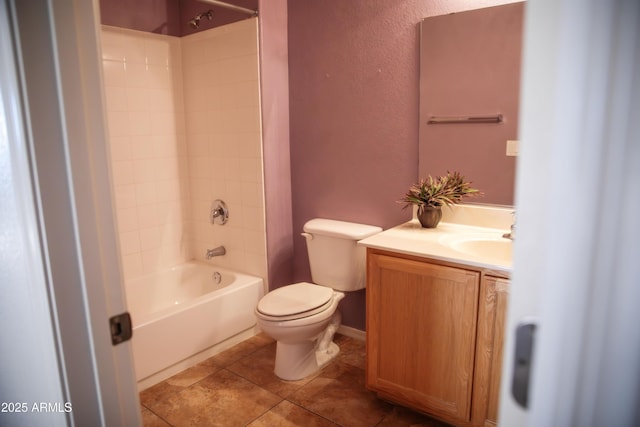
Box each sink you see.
[441,235,512,265]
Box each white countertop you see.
[359,219,513,273]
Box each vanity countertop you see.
[359,219,513,273]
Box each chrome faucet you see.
[210,199,229,225]
[503,211,516,240]
[206,246,226,259]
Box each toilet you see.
[255,218,382,381]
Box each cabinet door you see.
[472,276,510,427]
[367,252,480,424]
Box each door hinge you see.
[109,312,132,346]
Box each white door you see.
[1,1,140,425]
[499,0,640,426]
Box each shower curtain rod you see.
[197,0,258,17]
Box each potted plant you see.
[399,171,481,228]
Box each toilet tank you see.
[302,219,382,291]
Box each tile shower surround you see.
[102,19,267,287]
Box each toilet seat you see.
[257,282,334,321]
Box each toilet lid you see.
[257,282,334,318]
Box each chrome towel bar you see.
[427,114,503,124]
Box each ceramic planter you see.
[417,206,442,228]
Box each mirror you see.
[418,2,524,206]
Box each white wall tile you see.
[111,160,135,186]
[135,182,157,205]
[105,86,128,111]
[145,38,171,66]
[121,252,143,279]
[107,111,130,137]
[102,60,127,87]
[119,230,141,255]
[130,138,155,160]
[102,21,264,284]
[114,184,137,209]
[117,207,139,232]
[109,136,132,162]
[128,111,152,135]
[139,226,162,251]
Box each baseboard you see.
[337,325,366,341]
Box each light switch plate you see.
[506,140,519,156]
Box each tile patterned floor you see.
[139,333,453,427]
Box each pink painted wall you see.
[258,0,295,289]
[288,0,523,330]
[100,0,257,36]
[179,0,258,36]
[100,0,181,35]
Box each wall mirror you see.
[418,2,524,206]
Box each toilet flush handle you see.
[301,232,313,240]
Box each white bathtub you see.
[126,262,264,381]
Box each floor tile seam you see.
[216,341,273,369]
[175,363,229,392]
[372,408,392,427]
[283,399,344,426]
[219,366,286,403]
[242,395,286,426]
[223,364,264,392]
[144,406,175,427]
[221,362,305,400]
[142,368,222,411]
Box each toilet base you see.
[273,311,342,381]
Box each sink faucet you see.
[206,246,226,259]
[503,211,516,240]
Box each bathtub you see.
[126,261,264,381]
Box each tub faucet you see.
[206,246,226,259]
[503,211,516,240]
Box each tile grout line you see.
[138,335,442,427]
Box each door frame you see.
[499,0,640,425]
[3,0,140,425]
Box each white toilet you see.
[255,218,382,381]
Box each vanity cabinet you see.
[366,248,510,427]
[472,276,510,427]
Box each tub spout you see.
[206,246,226,259]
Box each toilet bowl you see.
[255,282,345,380]
[255,219,382,381]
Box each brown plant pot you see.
[417,206,442,228]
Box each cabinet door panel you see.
[472,276,510,427]
[367,253,480,423]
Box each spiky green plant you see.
[399,171,481,212]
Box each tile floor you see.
[139,333,453,427]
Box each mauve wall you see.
[288,0,522,330]
[100,0,181,35]
[180,0,258,35]
[100,0,257,36]
[258,0,294,289]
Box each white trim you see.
[0,4,68,426]
[337,325,366,341]
[7,0,141,425]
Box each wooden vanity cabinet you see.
[365,248,510,427]
[472,276,510,427]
